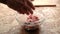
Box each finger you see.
[26,0,35,10]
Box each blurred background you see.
[0,0,60,34]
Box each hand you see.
[0,0,35,15]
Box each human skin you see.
[0,0,35,15]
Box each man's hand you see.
[0,0,35,15]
